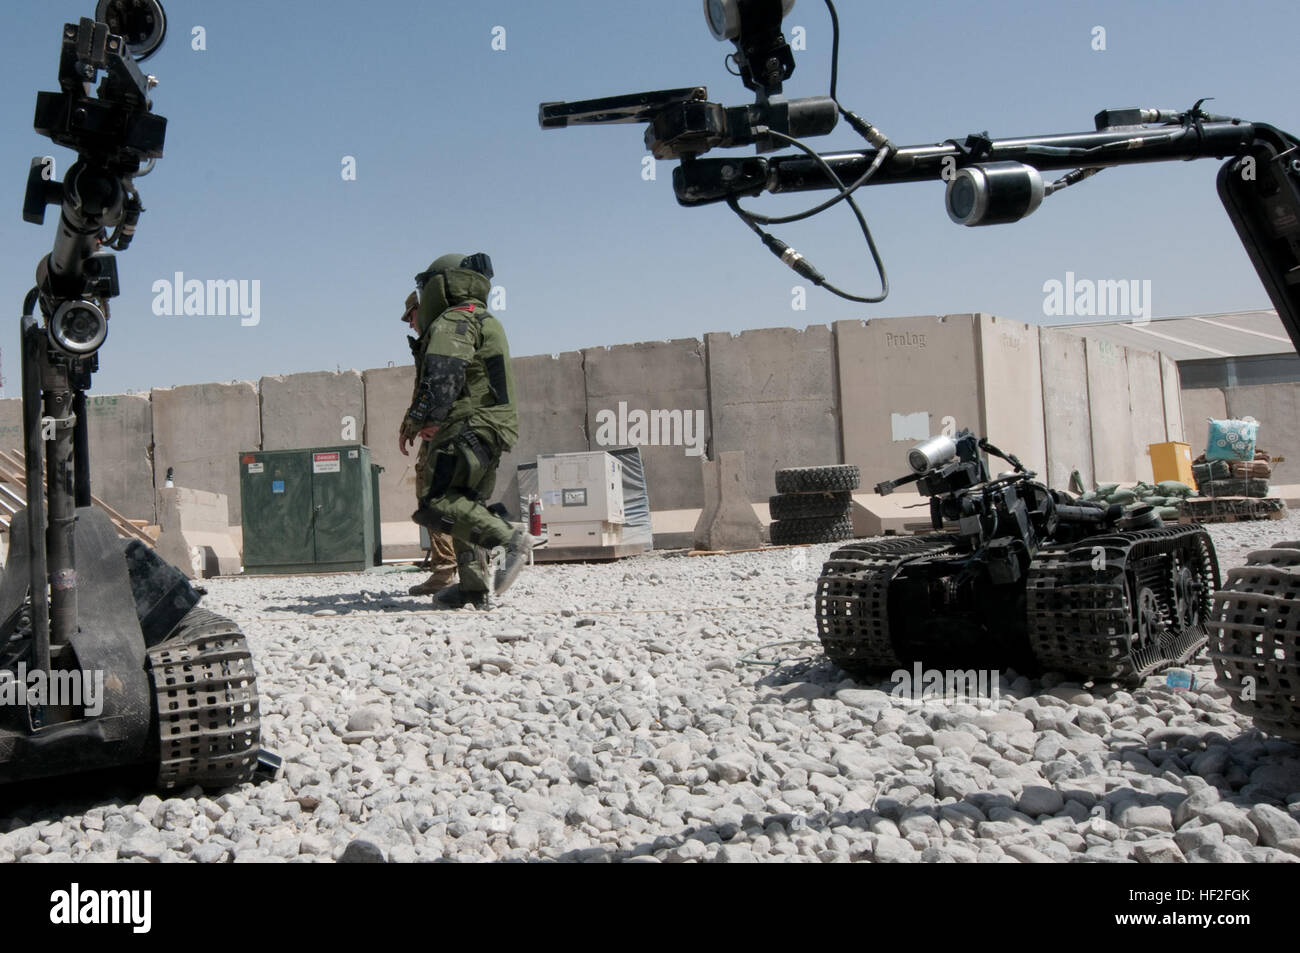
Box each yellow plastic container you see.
[1149,441,1194,485]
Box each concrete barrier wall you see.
[0,399,23,461]
[361,366,417,528]
[837,315,981,491]
[151,381,261,524]
[1180,387,1227,455]
[0,314,1207,549]
[491,351,589,517]
[0,399,25,527]
[155,486,239,578]
[0,396,155,523]
[1225,382,1299,483]
[978,315,1047,481]
[1160,355,1184,444]
[1127,347,1167,483]
[583,339,707,512]
[260,370,365,452]
[707,326,840,501]
[85,394,155,523]
[1085,338,1135,483]
[1039,328,1094,491]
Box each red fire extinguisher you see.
[528,497,543,537]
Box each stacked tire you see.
[769,465,860,545]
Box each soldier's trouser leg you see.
[428,530,457,569]
[415,444,460,573]
[415,432,512,593]
[455,542,492,593]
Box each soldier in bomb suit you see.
[399,253,531,608]
[400,289,460,596]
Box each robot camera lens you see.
[95,0,168,62]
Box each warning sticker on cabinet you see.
[248,462,264,474]
[312,452,340,474]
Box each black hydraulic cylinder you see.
[767,122,1257,193]
[46,164,122,292]
[674,121,1258,205]
[73,389,90,507]
[1050,501,1112,525]
[1217,124,1300,356]
[42,366,77,645]
[20,317,51,679]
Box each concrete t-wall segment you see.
[976,314,1047,483]
[260,370,365,452]
[1159,355,1185,444]
[1039,328,1094,491]
[361,365,418,531]
[0,395,155,524]
[491,350,589,518]
[1225,382,1299,483]
[693,451,764,551]
[836,314,982,492]
[85,393,155,524]
[155,486,239,578]
[151,381,261,524]
[583,338,708,512]
[1084,338,1136,484]
[1126,347,1166,483]
[1179,387,1227,455]
[0,399,27,537]
[0,399,24,465]
[706,325,840,501]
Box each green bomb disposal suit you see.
[405,255,518,593]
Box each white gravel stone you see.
[1173,785,1221,827]
[1174,823,1225,853]
[346,706,392,733]
[1133,839,1185,863]
[1004,844,1053,863]
[193,842,228,864]
[117,836,167,862]
[1018,786,1065,817]
[1187,844,1247,863]
[873,835,918,863]
[1200,803,1259,844]
[709,754,753,783]
[1118,804,1175,833]
[1248,804,1300,847]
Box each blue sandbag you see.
[1206,418,1258,462]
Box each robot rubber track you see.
[816,525,1220,686]
[815,534,964,673]
[146,608,263,790]
[1209,541,1300,741]
[1026,524,1220,684]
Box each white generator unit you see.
[538,451,625,548]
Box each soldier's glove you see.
[399,416,423,456]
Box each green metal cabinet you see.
[239,445,383,574]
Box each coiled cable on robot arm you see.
[725,0,894,304]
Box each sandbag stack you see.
[1191,451,1273,498]
[1079,480,1195,521]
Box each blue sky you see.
[2,0,1296,395]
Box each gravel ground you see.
[3,514,1299,863]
